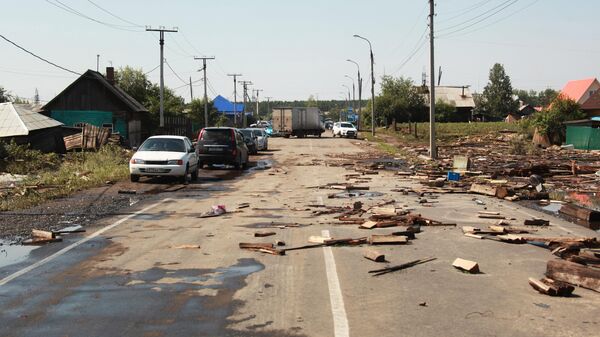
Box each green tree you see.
[481,63,518,119]
[0,86,11,103]
[188,98,219,127]
[376,76,425,126]
[114,66,151,104]
[306,95,318,107]
[435,99,456,122]
[513,88,559,107]
[531,96,584,141]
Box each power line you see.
[437,0,495,22]
[86,0,143,27]
[144,64,160,75]
[439,0,538,39]
[164,59,188,86]
[0,34,81,75]
[45,0,143,32]
[436,0,518,33]
[392,28,428,74]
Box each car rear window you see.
[240,130,254,137]
[139,138,186,152]
[201,129,232,142]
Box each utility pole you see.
[429,0,437,159]
[353,34,375,136]
[146,26,178,128]
[347,59,362,130]
[189,76,193,102]
[195,56,215,128]
[96,54,100,72]
[253,89,263,119]
[227,74,242,126]
[240,80,253,128]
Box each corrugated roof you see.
[560,78,598,103]
[213,95,245,114]
[424,86,475,108]
[0,102,63,137]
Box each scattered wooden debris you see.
[363,249,386,262]
[369,257,436,276]
[545,259,600,292]
[239,242,285,255]
[118,189,137,195]
[528,277,575,296]
[32,229,54,240]
[524,219,550,226]
[369,235,408,245]
[452,258,480,273]
[173,244,201,249]
[254,231,276,237]
[559,203,600,230]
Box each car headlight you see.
[167,159,184,165]
[130,158,145,164]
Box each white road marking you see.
[321,230,350,337]
[0,198,172,286]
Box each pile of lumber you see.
[64,124,112,151]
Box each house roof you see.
[581,88,600,110]
[213,95,245,115]
[424,86,475,108]
[43,70,148,113]
[0,102,63,137]
[560,78,599,103]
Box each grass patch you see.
[1,145,130,211]
[380,122,521,145]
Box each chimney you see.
[106,67,115,85]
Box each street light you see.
[347,59,362,131]
[353,34,375,136]
[344,75,356,119]
[342,84,351,122]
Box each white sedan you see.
[129,135,199,183]
[332,122,358,138]
[249,128,269,150]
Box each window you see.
[102,123,113,132]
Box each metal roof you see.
[0,102,63,137]
[213,95,245,114]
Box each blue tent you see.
[213,95,245,116]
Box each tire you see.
[332,132,336,138]
[234,155,242,170]
[179,166,188,184]
[198,161,204,169]
[130,174,140,182]
[191,165,198,181]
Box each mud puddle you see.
[0,239,38,268]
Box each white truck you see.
[272,107,325,138]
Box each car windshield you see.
[341,123,354,128]
[201,129,232,142]
[252,129,264,136]
[139,138,186,152]
[240,130,254,138]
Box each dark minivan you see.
[196,127,249,169]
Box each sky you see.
[2,0,600,104]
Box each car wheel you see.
[234,155,241,170]
[198,161,204,169]
[130,174,140,182]
[191,165,199,181]
[179,166,188,184]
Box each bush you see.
[530,96,585,143]
[0,140,60,174]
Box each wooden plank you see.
[462,226,480,234]
[254,231,276,237]
[239,242,274,249]
[371,207,397,216]
[546,259,600,292]
[363,249,386,262]
[478,214,506,219]
[452,258,480,273]
[32,229,54,239]
[529,277,553,295]
[469,183,497,197]
[524,219,550,226]
[489,225,506,233]
[359,220,378,229]
[369,235,408,245]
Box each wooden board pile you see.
[64,124,112,151]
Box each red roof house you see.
[559,78,600,105]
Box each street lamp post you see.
[342,84,351,122]
[344,75,356,121]
[346,59,362,131]
[353,34,375,136]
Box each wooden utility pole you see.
[240,80,253,128]
[227,74,242,126]
[195,56,215,127]
[429,0,437,159]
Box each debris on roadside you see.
[199,205,227,218]
[545,259,600,292]
[369,234,408,245]
[118,189,137,195]
[363,248,386,262]
[22,229,63,245]
[452,258,480,274]
[528,277,575,296]
[254,231,276,237]
[239,242,285,255]
[369,257,436,276]
[172,244,201,249]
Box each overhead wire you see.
[45,0,143,32]
[391,28,428,74]
[86,0,144,27]
[0,34,81,76]
[388,3,428,58]
[436,0,520,36]
[437,0,495,22]
[164,59,190,86]
[439,0,539,39]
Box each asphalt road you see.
[0,134,599,337]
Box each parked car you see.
[332,122,358,138]
[196,127,249,169]
[239,129,259,154]
[129,135,199,183]
[324,120,334,130]
[249,128,268,150]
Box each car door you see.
[184,137,198,168]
